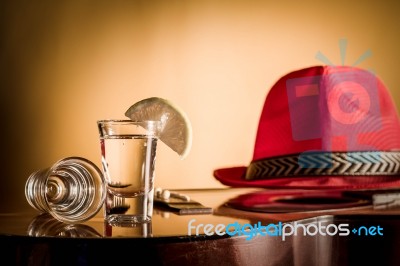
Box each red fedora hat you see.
[214,65,400,190]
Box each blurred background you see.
[1,0,399,212]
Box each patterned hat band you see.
[245,151,400,180]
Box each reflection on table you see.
[1,188,400,266]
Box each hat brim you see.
[214,166,400,190]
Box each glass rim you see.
[97,119,160,125]
[97,119,161,138]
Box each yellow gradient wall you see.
[1,0,400,211]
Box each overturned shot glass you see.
[25,157,106,224]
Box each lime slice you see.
[125,97,193,159]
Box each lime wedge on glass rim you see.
[124,97,193,159]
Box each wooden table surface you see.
[1,187,400,266]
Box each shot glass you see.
[25,157,106,224]
[97,120,160,225]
